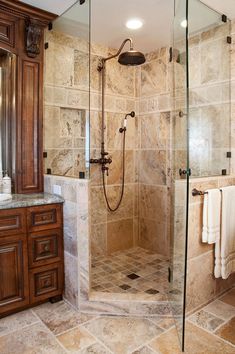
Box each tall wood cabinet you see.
[0,0,56,193]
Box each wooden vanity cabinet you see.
[0,203,64,318]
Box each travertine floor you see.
[0,288,234,354]
[91,247,169,295]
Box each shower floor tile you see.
[91,247,169,295]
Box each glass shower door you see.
[170,0,189,351]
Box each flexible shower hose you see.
[102,129,126,212]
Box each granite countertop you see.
[0,193,64,210]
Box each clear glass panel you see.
[44,1,90,178]
[188,1,231,177]
[170,0,189,350]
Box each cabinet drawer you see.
[28,229,63,268]
[0,208,26,236]
[29,263,63,303]
[27,204,62,232]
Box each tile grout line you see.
[186,320,235,349]
[31,309,70,354]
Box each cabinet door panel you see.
[0,234,29,315]
[16,59,43,193]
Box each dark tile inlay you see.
[127,273,140,280]
[119,284,132,290]
[145,289,160,295]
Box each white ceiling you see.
[20,0,235,52]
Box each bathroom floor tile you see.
[215,317,235,345]
[149,321,235,354]
[83,315,163,354]
[0,323,66,354]
[91,247,169,296]
[204,300,235,321]
[0,309,39,337]
[33,301,94,335]
[188,309,224,332]
[220,288,235,307]
[57,325,97,351]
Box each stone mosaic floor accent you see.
[91,247,169,295]
[0,288,234,353]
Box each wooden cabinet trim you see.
[0,208,26,236]
[0,234,29,314]
[29,262,63,304]
[27,204,62,232]
[28,228,63,268]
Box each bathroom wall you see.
[44,30,89,177]
[188,21,231,177]
[137,49,171,257]
[89,44,138,257]
[186,176,235,313]
[185,20,235,313]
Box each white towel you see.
[202,189,221,244]
[219,186,235,279]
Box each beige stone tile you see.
[106,59,135,97]
[220,288,235,307]
[0,310,39,337]
[77,342,111,354]
[141,59,167,97]
[83,316,162,354]
[189,310,224,332]
[0,323,66,354]
[57,326,96,352]
[215,317,235,346]
[64,252,79,308]
[132,346,156,354]
[107,219,133,254]
[107,150,135,185]
[139,218,168,257]
[149,322,235,354]
[149,317,175,330]
[33,301,93,335]
[139,150,166,185]
[204,300,235,321]
[91,223,107,257]
[139,184,167,223]
[90,187,107,224]
[186,252,216,313]
[140,112,170,149]
[106,184,134,222]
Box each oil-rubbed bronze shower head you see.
[118,50,146,66]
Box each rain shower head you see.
[100,38,146,68]
[118,49,146,66]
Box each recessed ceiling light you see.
[126,18,143,30]
[181,19,187,28]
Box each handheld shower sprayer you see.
[119,111,135,133]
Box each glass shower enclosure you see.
[171,0,231,351]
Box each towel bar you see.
[192,188,223,196]
[192,188,208,196]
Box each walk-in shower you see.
[90,38,145,211]
[45,0,233,351]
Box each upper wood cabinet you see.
[0,0,57,193]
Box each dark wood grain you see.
[28,228,63,268]
[0,204,64,317]
[0,234,29,316]
[0,208,26,236]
